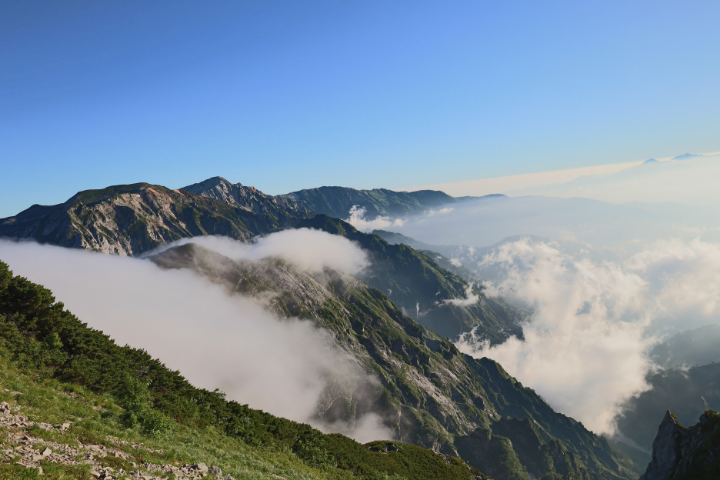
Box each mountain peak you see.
[181,177,312,216]
[672,153,700,160]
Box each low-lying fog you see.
[0,229,391,443]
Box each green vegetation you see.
[0,259,486,479]
[153,243,640,480]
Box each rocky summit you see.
[640,410,720,480]
[0,182,312,256]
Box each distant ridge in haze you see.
[183,176,496,221]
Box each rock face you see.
[0,183,311,255]
[181,176,313,217]
[640,410,720,480]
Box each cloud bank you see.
[456,237,720,435]
[146,227,369,276]
[345,206,405,232]
[0,232,391,443]
[386,194,720,249]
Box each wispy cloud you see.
[397,161,642,197]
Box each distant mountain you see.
[181,176,314,217]
[0,180,525,344]
[672,153,700,160]
[639,410,720,480]
[0,182,311,255]
[278,185,498,220]
[148,245,637,480]
[643,158,658,164]
[650,325,720,368]
[506,153,720,207]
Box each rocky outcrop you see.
[0,183,311,255]
[181,176,313,217]
[640,410,720,480]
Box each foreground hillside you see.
[0,252,638,479]
[0,259,486,480]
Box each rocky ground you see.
[0,399,261,480]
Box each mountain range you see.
[0,176,657,479]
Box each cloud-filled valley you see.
[0,231,392,443]
[351,189,720,437]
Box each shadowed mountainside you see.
[149,244,638,480]
[640,410,720,480]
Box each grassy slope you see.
[0,260,486,480]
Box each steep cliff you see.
[640,410,720,480]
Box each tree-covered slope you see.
[0,259,487,480]
[0,183,311,256]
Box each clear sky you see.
[1,0,719,217]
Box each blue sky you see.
[1,0,719,217]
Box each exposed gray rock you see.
[194,462,209,473]
[209,464,222,476]
[182,176,313,216]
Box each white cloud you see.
[457,237,720,435]
[397,161,642,197]
[0,239,391,442]
[345,205,405,232]
[441,284,479,307]
[145,228,369,276]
